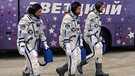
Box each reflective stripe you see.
[69,56,72,74]
[25,51,34,76]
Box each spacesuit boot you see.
[95,63,109,76]
[56,63,68,76]
[35,74,40,76]
[22,71,30,76]
[68,74,75,76]
[77,60,88,74]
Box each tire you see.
[101,28,111,53]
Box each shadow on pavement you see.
[106,47,135,53]
[0,48,66,59]
[0,47,134,58]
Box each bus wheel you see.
[101,27,111,54]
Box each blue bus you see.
[0,0,135,52]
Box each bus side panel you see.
[113,0,135,47]
[115,24,135,46]
[0,0,18,50]
[47,22,61,48]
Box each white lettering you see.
[51,3,62,14]
[29,2,123,15]
[41,2,51,13]
[62,3,70,13]
[84,4,90,14]
[29,2,38,5]
[79,4,84,16]
[105,5,111,14]
[111,5,122,15]
[114,1,121,4]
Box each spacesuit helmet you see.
[95,1,104,12]
[27,3,42,17]
[71,1,81,16]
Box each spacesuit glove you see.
[99,36,105,42]
[91,35,97,46]
[80,38,83,47]
[19,43,25,55]
[31,50,38,57]
[44,42,49,50]
[65,43,72,56]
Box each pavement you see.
[0,47,135,76]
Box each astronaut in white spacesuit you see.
[77,1,109,76]
[56,1,83,76]
[17,4,49,76]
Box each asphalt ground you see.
[0,47,135,76]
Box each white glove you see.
[31,50,38,57]
[19,43,25,55]
[99,36,105,42]
[91,35,97,46]
[43,42,49,50]
[65,43,72,56]
[80,38,83,46]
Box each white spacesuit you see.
[17,4,49,76]
[77,1,109,76]
[59,11,82,74]
[56,1,82,76]
[84,9,103,63]
[59,12,82,74]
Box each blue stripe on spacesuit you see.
[71,38,79,52]
[64,30,66,37]
[31,24,36,37]
[78,35,81,46]
[86,36,95,61]
[19,37,25,40]
[19,38,25,43]
[19,30,22,37]
[33,39,38,50]
[26,45,31,53]
[86,30,102,61]
[24,67,28,72]
[64,39,70,43]
[88,29,93,32]
[25,50,34,76]
[86,46,95,61]
[63,30,70,43]
[69,56,72,74]
[26,37,33,52]
[63,35,76,43]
